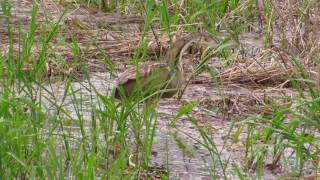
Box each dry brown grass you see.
[2,0,320,114]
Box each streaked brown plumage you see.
[114,37,189,100]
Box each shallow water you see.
[36,71,316,180]
[36,72,237,179]
[2,0,319,178]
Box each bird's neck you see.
[168,57,183,74]
[165,50,180,66]
[167,58,176,67]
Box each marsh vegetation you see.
[0,0,319,179]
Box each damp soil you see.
[1,0,319,179]
[36,71,316,180]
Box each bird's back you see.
[114,62,172,99]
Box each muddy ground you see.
[1,0,319,179]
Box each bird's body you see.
[114,37,188,100]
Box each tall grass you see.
[1,0,320,179]
[0,0,168,179]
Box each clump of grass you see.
[2,0,320,179]
[0,0,170,179]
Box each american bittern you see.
[114,37,190,100]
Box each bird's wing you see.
[116,62,167,86]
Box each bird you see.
[114,37,191,101]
